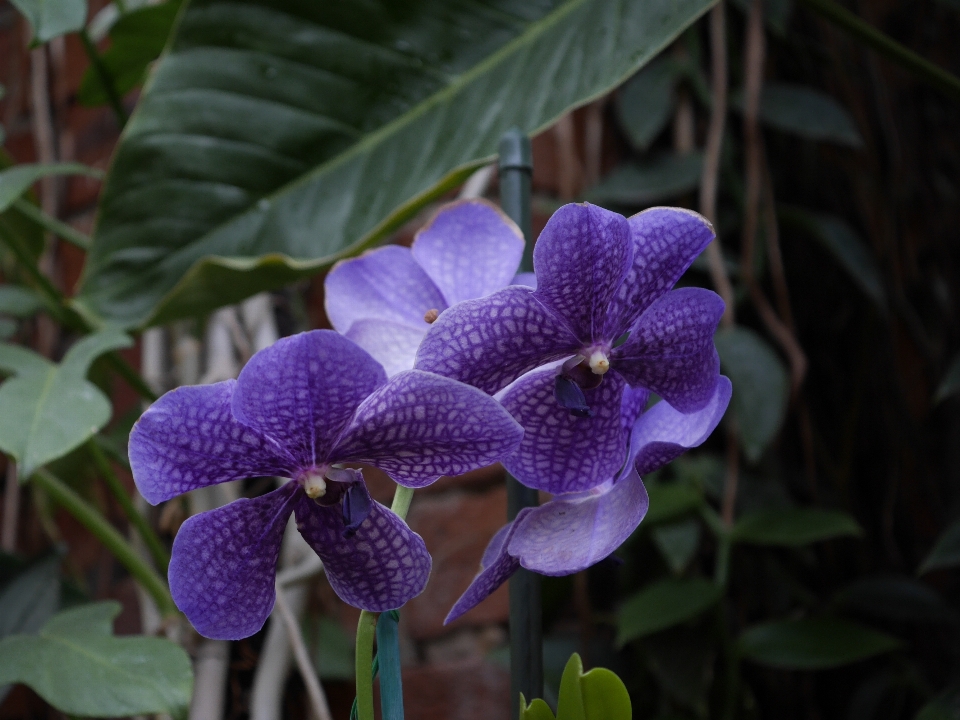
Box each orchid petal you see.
[614,287,724,412]
[130,380,293,505]
[513,272,537,289]
[295,494,431,611]
[324,245,446,332]
[532,203,633,342]
[331,370,523,488]
[607,207,715,331]
[508,468,649,575]
[344,319,425,377]
[500,366,627,494]
[632,376,732,475]
[168,484,297,640]
[620,384,651,435]
[415,285,578,394]
[412,199,524,307]
[232,331,386,467]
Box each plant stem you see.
[355,610,379,720]
[12,198,91,251]
[391,485,414,519]
[78,29,129,128]
[32,468,176,616]
[799,0,960,100]
[88,439,169,572]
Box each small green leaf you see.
[616,56,680,151]
[733,507,862,547]
[586,153,703,207]
[739,617,899,670]
[0,554,60,638]
[0,601,193,717]
[9,0,87,43]
[934,354,960,404]
[553,653,631,720]
[0,164,103,214]
[652,519,701,575]
[521,695,557,720]
[732,82,862,147]
[0,330,131,476]
[920,518,960,574]
[0,286,42,318]
[835,575,952,624]
[645,483,703,525]
[618,578,722,644]
[715,326,789,462]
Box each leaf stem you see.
[88,438,169,573]
[355,610,379,720]
[799,0,960,100]
[78,29,129,128]
[32,468,176,616]
[12,198,91,251]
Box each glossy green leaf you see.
[645,483,703,525]
[920,518,960,574]
[586,152,703,207]
[0,330,131,477]
[0,601,193,717]
[0,163,103,214]
[835,575,952,624]
[780,207,886,312]
[9,0,86,43]
[615,56,679,151]
[714,326,789,462]
[739,617,899,670]
[732,82,862,146]
[0,554,60,639]
[618,578,722,644]
[652,518,701,574]
[78,1,181,107]
[77,0,716,329]
[934,354,960,404]
[733,507,862,547]
[0,286,43,318]
[521,696,558,720]
[554,653,631,720]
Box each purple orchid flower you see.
[325,199,530,377]
[446,374,732,624]
[129,330,523,640]
[415,202,725,492]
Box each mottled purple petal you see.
[508,468,649,575]
[533,203,633,342]
[344,319,425,377]
[607,207,715,332]
[168,484,298,640]
[415,286,578,394]
[295,494,430,611]
[411,199,524,307]
[232,331,386,468]
[444,511,529,624]
[500,366,627,494]
[324,245,446,332]
[632,376,732,475]
[130,381,294,505]
[331,370,523,488]
[613,288,724,412]
[620,384,651,436]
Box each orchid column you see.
[499,128,543,717]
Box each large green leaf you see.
[739,618,899,670]
[732,507,862,547]
[0,286,43,318]
[0,554,61,639]
[714,326,789,462]
[0,330,131,476]
[76,0,716,329]
[549,653,631,720]
[920,518,960,574]
[9,0,86,43]
[618,577,722,644]
[0,601,193,717]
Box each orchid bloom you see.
[446,375,732,623]
[325,199,530,377]
[129,330,522,640]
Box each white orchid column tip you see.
[588,349,610,375]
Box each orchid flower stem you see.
[32,468,176,616]
[354,484,416,720]
[87,438,169,573]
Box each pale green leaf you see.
[0,601,193,717]
[9,0,87,43]
[0,164,103,214]
[733,508,862,547]
[521,696,557,720]
[618,578,722,644]
[0,286,43,318]
[553,653,632,720]
[586,152,703,207]
[739,618,899,670]
[714,326,789,462]
[76,0,716,329]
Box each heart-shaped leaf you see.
[76,0,716,329]
[548,653,631,720]
[733,507,862,547]
[0,330,131,476]
[0,601,193,717]
[618,577,722,644]
[739,617,899,670]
